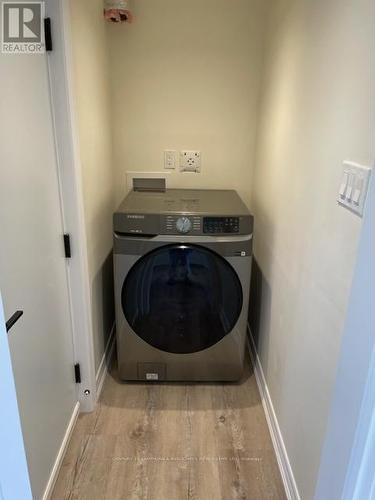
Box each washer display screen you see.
[203,217,240,234]
[121,244,243,354]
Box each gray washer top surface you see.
[115,189,249,216]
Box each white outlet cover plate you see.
[164,150,177,170]
[180,150,201,173]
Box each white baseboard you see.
[247,328,300,500]
[95,323,116,400]
[42,401,80,500]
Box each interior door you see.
[122,244,243,353]
[0,48,77,499]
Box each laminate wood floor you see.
[51,357,286,500]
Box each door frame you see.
[344,348,375,500]
[314,166,375,499]
[340,168,375,499]
[45,0,96,412]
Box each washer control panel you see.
[161,215,244,235]
[163,215,202,234]
[203,217,240,234]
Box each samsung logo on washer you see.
[125,214,146,233]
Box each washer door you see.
[121,244,243,354]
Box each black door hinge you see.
[44,18,53,52]
[63,234,72,258]
[74,363,81,384]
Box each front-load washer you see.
[113,188,253,381]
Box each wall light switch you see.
[346,173,354,201]
[338,161,372,217]
[352,177,364,205]
[339,172,349,199]
[164,150,177,169]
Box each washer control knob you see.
[176,216,192,234]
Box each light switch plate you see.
[338,161,372,217]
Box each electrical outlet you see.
[180,150,201,173]
[164,150,177,169]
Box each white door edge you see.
[45,0,97,412]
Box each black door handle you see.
[6,311,24,333]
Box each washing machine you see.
[113,188,253,381]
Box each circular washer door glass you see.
[122,244,243,354]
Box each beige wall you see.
[250,0,375,498]
[69,0,115,372]
[108,0,266,208]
